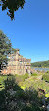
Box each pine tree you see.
[0,30,12,70]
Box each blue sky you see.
[0,0,49,63]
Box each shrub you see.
[31,73,38,76]
[15,73,29,83]
[46,70,49,73]
[0,76,44,111]
[23,73,29,80]
[42,74,49,83]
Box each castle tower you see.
[16,48,20,54]
[2,48,31,75]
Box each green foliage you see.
[31,60,49,68]
[31,73,38,76]
[15,73,29,83]
[0,73,49,94]
[0,30,16,70]
[42,74,49,83]
[46,70,49,73]
[23,73,29,80]
[0,75,14,90]
[0,30,12,70]
[0,76,44,111]
[0,0,25,20]
[22,75,49,94]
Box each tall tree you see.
[0,0,25,20]
[0,30,12,70]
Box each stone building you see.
[2,49,31,75]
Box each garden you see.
[0,72,49,111]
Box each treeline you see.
[31,60,49,67]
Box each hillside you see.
[0,72,49,111]
[31,60,49,67]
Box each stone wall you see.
[2,49,31,75]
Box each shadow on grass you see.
[0,75,45,111]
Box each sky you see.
[0,0,49,63]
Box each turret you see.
[16,48,20,54]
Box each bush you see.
[42,74,49,83]
[31,73,38,76]
[46,70,49,73]
[15,73,29,83]
[23,73,29,80]
[0,76,44,111]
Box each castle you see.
[2,49,31,75]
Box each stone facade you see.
[2,49,31,75]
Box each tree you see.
[0,30,12,70]
[0,0,25,20]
